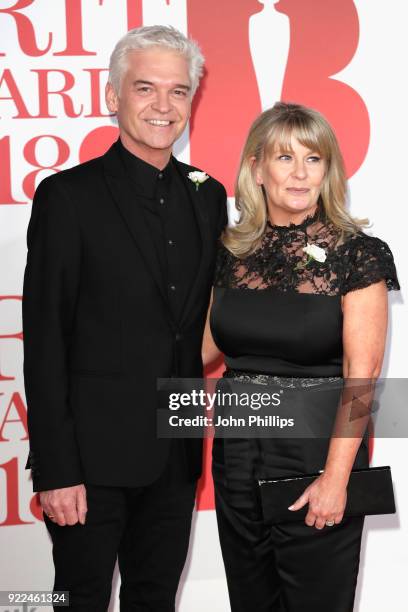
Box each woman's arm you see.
[202,289,222,367]
[289,280,388,529]
[323,279,388,478]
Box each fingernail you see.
[288,505,294,510]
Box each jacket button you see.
[175,333,182,341]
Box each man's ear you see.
[105,82,118,113]
[250,156,263,186]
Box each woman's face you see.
[255,136,326,221]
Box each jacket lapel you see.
[173,159,211,327]
[102,143,170,309]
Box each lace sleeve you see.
[342,234,400,294]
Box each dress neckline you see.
[266,205,321,232]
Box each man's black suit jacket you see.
[23,141,227,492]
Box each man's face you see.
[106,47,192,164]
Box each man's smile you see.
[145,119,173,126]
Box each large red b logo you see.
[189,0,369,192]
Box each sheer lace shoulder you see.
[340,234,399,294]
[214,213,399,296]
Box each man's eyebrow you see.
[132,79,191,91]
[174,84,191,91]
[132,80,154,86]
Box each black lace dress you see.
[211,208,399,378]
[210,209,400,612]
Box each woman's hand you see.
[288,473,347,530]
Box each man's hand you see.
[40,484,87,527]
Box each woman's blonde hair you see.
[223,102,368,257]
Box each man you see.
[23,25,227,611]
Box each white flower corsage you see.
[295,243,327,270]
[188,171,209,191]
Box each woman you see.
[203,102,399,611]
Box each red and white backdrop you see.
[0,1,407,610]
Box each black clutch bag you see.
[259,466,396,525]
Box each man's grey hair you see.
[108,25,205,97]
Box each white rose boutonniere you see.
[295,243,327,270]
[188,171,209,191]
[303,243,327,263]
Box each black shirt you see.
[118,139,200,322]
